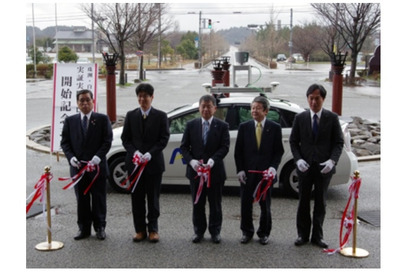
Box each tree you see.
[129,3,171,80]
[28,46,45,65]
[82,3,169,83]
[58,46,78,63]
[176,31,198,60]
[311,3,380,84]
[292,23,322,62]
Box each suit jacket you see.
[121,107,170,175]
[289,108,344,169]
[61,112,113,177]
[180,117,230,182]
[234,119,284,178]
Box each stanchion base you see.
[35,241,64,251]
[340,247,369,258]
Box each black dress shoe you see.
[294,237,308,246]
[240,235,252,244]
[259,236,269,245]
[192,234,203,243]
[96,228,106,240]
[211,234,221,244]
[311,239,328,248]
[74,230,90,240]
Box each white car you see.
[106,95,358,197]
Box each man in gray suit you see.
[180,95,230,244]
[290,84,344,248]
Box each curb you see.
[26,126,380,162]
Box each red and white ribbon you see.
[248,169,275,203]
[59,161,100,195]
[324,176,362,254]
[121,154,148,193]
[26,172,53,214]
[194,164,211,205]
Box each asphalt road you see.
[25,147,380,269]
[22,51,386,270]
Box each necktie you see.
[203,120,209,145]
[312,114,318,136]
[82,115,88,135]
[256,122,262,149]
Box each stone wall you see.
[348,116,381,156]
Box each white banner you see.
[51,63,98,152]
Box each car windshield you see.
[168,103,294,135]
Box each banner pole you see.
[340,171,369,258]
[35,166,64,251]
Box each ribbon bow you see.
[59,161,100,195]
[248,169,275,203]
[194,164,211,204]
[26,172,53,214]
[121,153,148,193]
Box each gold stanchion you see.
[35,166,64,251]
[340,171,369,258]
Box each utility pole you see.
[32,3,37,77]
[198,11,202,68]
[157,3,161,69]
[91,3,95,63]
[55,4,58,59]
[289,8,293,63]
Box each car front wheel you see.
[108,155,131,193]
[281,162,299,198]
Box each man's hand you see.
[320,159,335,174]
[206,158,214,169]
[190,159,201,170]
[142,152,152,162]
[296,159,310,172]
[237,171,247,184]
[90,155,101,166]
[70,157,81,169]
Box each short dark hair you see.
[76,89,93,101]
[252,95,270,111]
[306,84,327,99]
[199,94,216,106]
[135,83,154,96]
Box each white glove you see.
[296,159,310,172]
[268,167,276,176]
[237,171,246,184]
[133,150,143,159]
[70,157,81,169]
[320,159,335,174]
[90,155,101,165]
[142,152,152,162]
[206,158,214,168]
[190,159,201,170]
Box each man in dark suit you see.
[234,96,284,245]
[290,84,344,248]
[61,89,113,240]
[121,83,170,243]
[180,95,230,244]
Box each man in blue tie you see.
[121,83,170,243]
[180,95,230,244]
[290,84,344,248]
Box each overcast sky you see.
[26,1,316,32]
